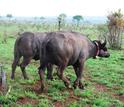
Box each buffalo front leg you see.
[73,62,84,89]
[57,66,71,88]
[20,57,31,79]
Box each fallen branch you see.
[5,86,11,98]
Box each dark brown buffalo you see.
[11,32,53,79]
[38,31,110,91]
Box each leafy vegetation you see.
[107,9,124,49]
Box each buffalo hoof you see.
[79,82,84,89]
[73,84,78,89]
[40,87,48,93]
[47,76,53,80]
[24,77,29,80]
[11,75,14,80]
[79,85,84,90]
[23,76,29,80]
[73,81,79,89]
[40,86,45,92]
[11,77,14,80]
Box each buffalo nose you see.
[105,53,110,57]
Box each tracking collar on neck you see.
[93,41,99,58]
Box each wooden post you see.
[0,65,6,89]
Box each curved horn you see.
[102,36,107,46]
[18,32,20,35]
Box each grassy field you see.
[0,23,124,107]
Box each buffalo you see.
[38,31,110,91]
[11,32,53,80]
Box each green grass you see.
[0,23,124,107]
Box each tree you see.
[97,24,108,40]
[40,16,45,20]
[40,16,46,24]
[57,13,67,31]
[73,15,83,26]
[107,9,124,49]
[6,14,12,20]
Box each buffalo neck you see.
[88,41,99,59]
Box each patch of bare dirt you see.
[53,101,64,107]
[24,81,82,107]
[118,95,124,102]
[62,88,81,106]
[113,94,124,103]
[0,104,3,107]
[94,83,124,103]
[68,88,81,100]
[22,80,88,106]
[64,97,79,107]
[110,104,116,107]
[52,88,82,107]
[31,80,42,93]
[17,97,39,105]
[94,83,109,92]
[22,80,42,94]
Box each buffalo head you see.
[93,40,110,58]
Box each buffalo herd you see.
[11,31,110,92]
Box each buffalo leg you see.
[11,58,20,79]
[47,63,53,80]
[57,65,70,88]
[73,61,84,89]
[38,64,46,92]
[20,57,31,79]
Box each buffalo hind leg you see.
[57,65,71,88]
[38,64,46,92]
[47,63,53,80]
[73,61,84,89]
[11,57,20,79]
[20,57,31,79]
